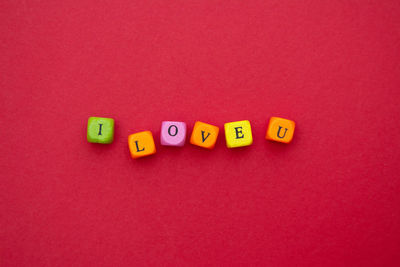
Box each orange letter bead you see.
[266,117,295,143]
[128,131,156,159]
[190,121,219,149]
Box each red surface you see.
[1,1,400,266]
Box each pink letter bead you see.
[160,121,187,147]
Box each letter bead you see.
[87,117,114,144]
[224,120,253,148]
[128,131,156,159]
[265,117,295,143]
[190,121,219,149]
[160,121,187,147]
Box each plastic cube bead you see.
[190,121,219,149]
[87,117,114,144]
[160,121,187,147]
[128,131,156,159]
[265,117,295,143]
[224,120,253,148]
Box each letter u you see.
[277,126,288,138]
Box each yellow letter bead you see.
[128,131,156,159]
[265,117,295,143]
[190,121,219,149]
[224,120,253,148]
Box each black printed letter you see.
[168,125,178,136]
[277,126,288,138]
[201,131,210,142]
[234,127,244,139]
[135,141,145,152]
[98,124,103,135]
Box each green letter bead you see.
[87,117,114,144]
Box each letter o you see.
[168,125,178,136]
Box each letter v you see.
[201,131,211,142]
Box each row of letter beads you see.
[87,117,295,159]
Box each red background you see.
[1,1,400,266]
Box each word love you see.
[87,117,296,159]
